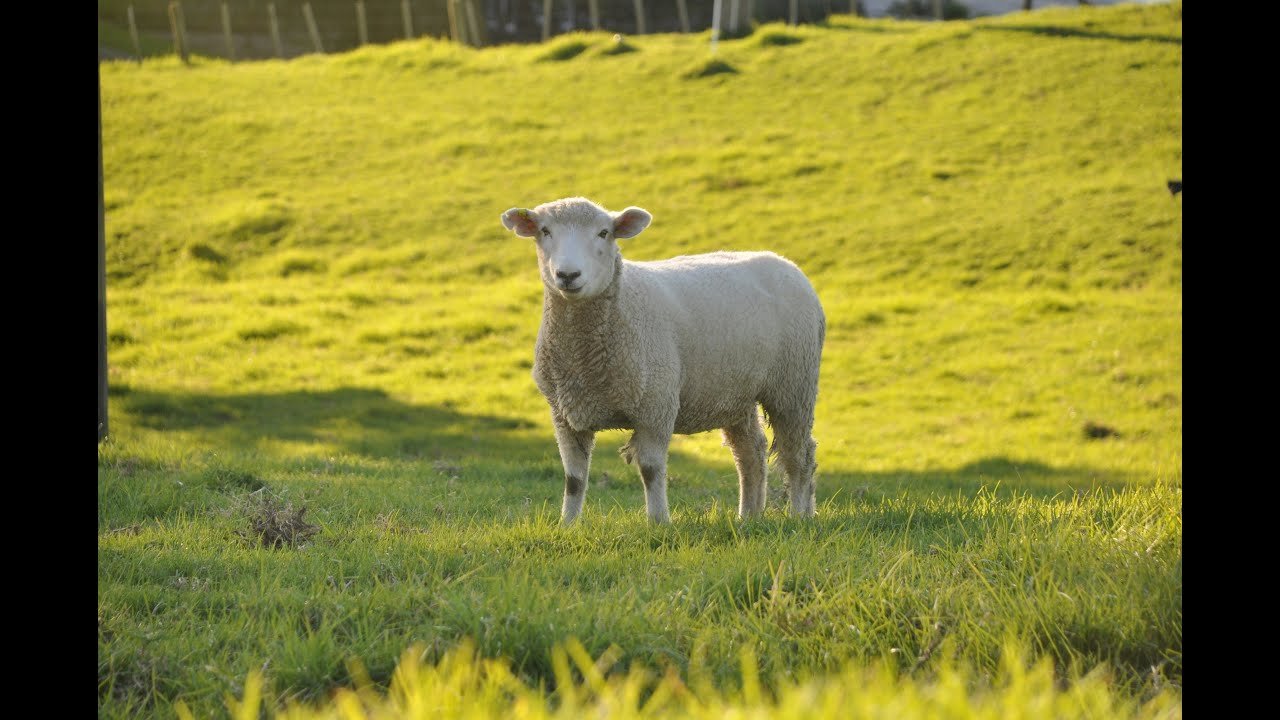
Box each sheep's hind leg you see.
[761,400,818,518]
[621,429,673,524]
[552,414,595,525]
[776,429,818,517]
[723,410,768,518]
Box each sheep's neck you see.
[539,267,623,401]
[542,284,619,359]
[541,256,622,346]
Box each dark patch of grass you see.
[234,490,319,548]
[979,25,1182,46]
[599,35,639,56]
[108,330,135,346]
[818,20,914,34]
[220,201,294,244]
[703,175,754,192]
[683,59,739,79]
[187,242,227,264]
[1037,298,1081,314]
[238,321,305,341]
[277,254,327,277]
[757,30,804,47]
[201,467,267,492]
[1083,421,1120,440]
[859,311,887,326]
[537,40,590,62]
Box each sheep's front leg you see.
[622,428,673,524]
[552,415,595,525]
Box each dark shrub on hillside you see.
[887,0,971,20]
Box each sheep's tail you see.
[618,435,638,466]
[760,407,783,462]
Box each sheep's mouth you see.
[559,285,584,295]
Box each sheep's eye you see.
[598,229,609,238]
[541,227,551,237]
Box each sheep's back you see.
[623,252,824,432]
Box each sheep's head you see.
[501,197,651,301]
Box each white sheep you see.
[500,197,825,524]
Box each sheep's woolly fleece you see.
[503,197,826,522]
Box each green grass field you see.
[98,2,1182,717]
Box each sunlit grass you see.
[99,3,1181,717]
[199,637,1181,719]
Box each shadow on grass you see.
[112,385,1135,498]
[817,21,915,34]
[820,456,1135,498]
[977,24,1181,45]
[110,385,724,477]
[621,456,1139,516]
[112,384,556,461]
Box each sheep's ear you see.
[611,207,651,239]
[501,208,541,238]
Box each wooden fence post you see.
[402,0,414,39]
[541,0,552,41]
[711,0,721,52]
[168,2,188,64]
[98,79,109,443]
[455,0,470,43]
[933,0,943,19]
[633,0,646,34]
[302,2,325,53]
[356,1,368,46]
[175,2,189,57]
[126,4,142,62]
[728,0,739,34]
[445,0,459,42]
[588,0,599,30]
[221,2,236,61]
[789,0,797,26]
[464,0,482,46]
[268,3,284,58]
[676,0,690,33]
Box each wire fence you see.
[100,1,1106,62]
[100,0,869,61]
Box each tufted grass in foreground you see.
[200,638,1180,720]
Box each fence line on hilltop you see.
[104,0,878,62]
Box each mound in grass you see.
[599,34,639,56]
[536,38,592,62]
[206,638,1182,720]
[186,242,227,264]
[683,58,738,79]
[756,29,805,46]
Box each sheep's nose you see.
[556,270,581,282]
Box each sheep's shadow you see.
[589,454,1146,528]
[820,456,1136,497]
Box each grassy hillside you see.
[98,3,1182,717]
